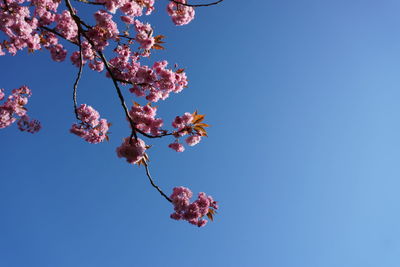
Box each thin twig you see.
[39,26,78,45]
[74,0,104,5]
[170,0,223,7]
[72,29,83,120]
[144,163,172,203]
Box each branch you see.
[72,29,83,120]
[74,0,104,5]
[39,26,78,45]
[65,0,138,140]
[2,0,10,11]
[169,0,224,7]
[144,163,172,203]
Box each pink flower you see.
[70,104,109,144]
[17,115,41,133]
[0,86,40,133]
[185,135,201,146]
[128,103,163,136]
[170,187,217,227]
[89,60,104,72]
[168,142,185,152]
[121,15,135,24]
[55,11,78,40]
[116,137,146,164]
[167,0,195,26]
[134,19,155,51]
[172,112,193,129]
[50,44,67,62]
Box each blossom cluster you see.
[96,0,154,18]
[0,0,194,60]
[167,0,195,26]
[107,45,189,102]
[129,103,163,136]
[169,112,202,152]
[70,104,109,144]
[70,41,105,72]
[170,186,218,227]
[1,0,220,227]
[116,137,147,164]
[133,19,155,51]
[0,86,41,133]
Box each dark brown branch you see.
[74,0,104,5]
[39,26,78,45]
[170,0,223,7]
[144,163,172,202]
[97,50,139,140]
[2,0,10,11]
[65,0,138,140]
[72,29,83,120]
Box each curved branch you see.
[65,0,138,140]
[74,0,104,5]
[169,0,224,7]
[144,163,172,203]
[72,29,83,120]
[39,26,78,45]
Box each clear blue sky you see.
[2,0,400,266]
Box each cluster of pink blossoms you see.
[170,187,218,227]
[71,41,104,72]
[86,10,119,51]
[116,137,146,164]
[107,45,188,102]
[70,104,109,144]
[129,103,163,136]
[169,112,202,152]
[133,19,155,51]
[96,0,154,17]
[0,86,41,133]
[0,0,194,59]
[167,0,195,26]
[1,0,220,227]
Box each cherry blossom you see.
[0,0,222,227]
[170,187,218,227]
[0,86,41,133]
[70,104,109,144]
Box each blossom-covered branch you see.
[169,0,224,8]
[0,0,220,227]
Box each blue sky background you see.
[2,0,400,266]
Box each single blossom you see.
[185,135,201,146]
[169,142,185,152]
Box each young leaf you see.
[192,114,205,124]
[195,123,210,127]
[152,44,165,50]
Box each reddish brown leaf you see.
[192,114,205,124]
[195,123,210,127]
[194,126,207,136]
[154,35,166,42]
[152,44,165,50]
